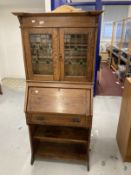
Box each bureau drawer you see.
[27,114,91,128]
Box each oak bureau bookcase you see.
[13,9,102,171]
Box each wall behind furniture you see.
[0,19,7,81]
[100,5,129,52]
[0,6,47,80]
[128,5,131,17]
[103,5,129,22]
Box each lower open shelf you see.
[30,125,90,168]
[33,125,89,144]
[34,141,87,163]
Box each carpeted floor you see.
[96,63,123,96]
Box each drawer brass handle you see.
[39,20,45,25]
[72,117,80,123]
[31,20,36,23]
[36,116,45,121]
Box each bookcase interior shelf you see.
[33,125,90,144]
[35,141,87,163]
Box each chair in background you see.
[97,55,102,84]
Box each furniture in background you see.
[14,7,102,170]
[0,84,2,94]
[97,55,102,84]
[108,17,131,78]
[100,51,109,62]
[117,78,131,161]
[100,40,111,63]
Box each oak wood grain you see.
[116,78,131,161]
[27,87,91,115]
[14,9,102,170]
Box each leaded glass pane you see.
[29,34,53,75]
[64,34,88,76]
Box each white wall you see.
[0,20,7,81]
[0,6,46,80]
[128,5,131,17]
[103,5,129,22]
[0,8,24,79]
[100,5,129,52]
[45,0,51,12]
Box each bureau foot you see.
[87,161,90,171]
[87,149,90,171]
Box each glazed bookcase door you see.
[60,28,95,82]
[23,28,59,81]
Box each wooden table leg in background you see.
[0,84,2,94]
